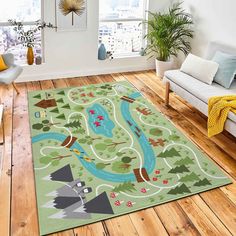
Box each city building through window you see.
[0,0,42,64]
[99,0,148,58]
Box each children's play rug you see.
[28,81,231,235]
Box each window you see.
[99,0,148,58]
[0,0,42,64]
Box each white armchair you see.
[0,53,23,94]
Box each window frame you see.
[99,0,149,58]
[0,0,45,65]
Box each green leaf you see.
[149,128,163,136]
[116,152,124,157]
[52,160,60,166]
[95,143,107,151]
[96,163,109,170]
[32,123,43,130]
[169,134,181,141]
[108,146,116,152]
[79,139,87,144]
[42,127,50,132]
[40,156,50,164]
[42,120,50,124]
[50,151,59,157]
[73,105,84,112]
[104,139,112,143]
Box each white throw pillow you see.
[180,53,219,85]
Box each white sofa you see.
[163,42,236,137]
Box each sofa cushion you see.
[180,53,219,85]
[164,70,236,123]
[212,51,236,88]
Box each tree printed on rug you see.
[28,81,232,235]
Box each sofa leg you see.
[12,82,20,94]
[165,81,170,106]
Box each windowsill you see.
[113,54,144,59]
[21,63,45,67]
[99,53,145,60]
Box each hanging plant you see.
[59,0,85,25]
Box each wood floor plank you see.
[200,189,236,235]
[154,202,200,236]
[52,78,69,89]
[105,215,139,236]
[111,73,126,82]
[11,82,39,236]
[129,209,169,236]
[177,197,229,236]
[65,77,89,87]
[0,84,14,236]
[40,80,55,90]
[49,230,75,236]
[73,222,107,236]
[190,195,232,236]
[220,180,236,204]
[96,74,114,83]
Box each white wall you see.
[17,0,169,82]
[182,0,236,57]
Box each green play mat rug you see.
[28,81,231,235]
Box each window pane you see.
[100,0,146,20]
[0,0,41,22]
[0,26,42,64]
[99,21,143,55]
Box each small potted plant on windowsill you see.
[142,3,194,78]
[8,20,56,65]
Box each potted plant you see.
[143,3,194,77]
[8,20,56,65]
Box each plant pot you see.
[27,47,34,65]
[155,59,174,78]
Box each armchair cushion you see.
[0,55,8,71]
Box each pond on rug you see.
[28,80,232,235]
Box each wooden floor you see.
[0,71,236,236]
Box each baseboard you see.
[16,65,155,82]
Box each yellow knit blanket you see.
[208,95,236,137]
